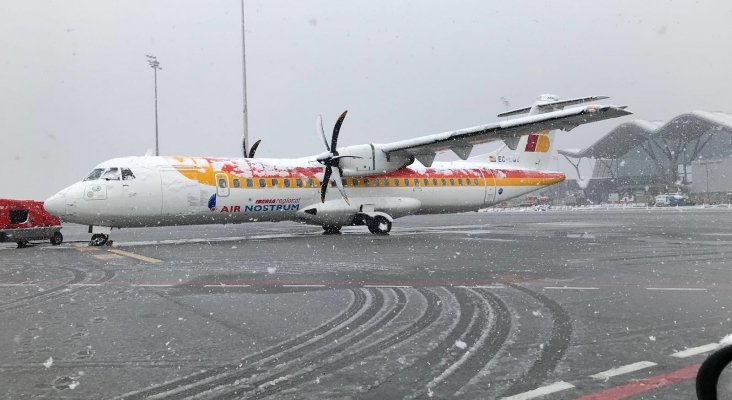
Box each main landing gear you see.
[367,215,392,235]
[322,225,342,235]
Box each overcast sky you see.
[2,1,731,199]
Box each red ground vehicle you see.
[0,199,63,248]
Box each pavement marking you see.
[280,284,326,288]
[74,246,98,252]
[670,343,719,358]
[108,249,162,264]
[543,286,599,290]
[203,284,251,288]
[575,364,699,400]
[93,253,124,260]
[646,287,707,291]
[590,361,657,380]
[131,284,173,287]
[363,285,412,288]
[0,283,35,287]
[500,381,574,400]
[457,285,505,289]
[69,283,102,287]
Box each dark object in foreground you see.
[697,343,732,399]
[0,199,63,248]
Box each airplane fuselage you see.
[45,156,564,229]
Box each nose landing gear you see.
[90,234,109,246]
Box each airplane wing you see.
[379,104,631,166]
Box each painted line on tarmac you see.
[646,287,707,291]
[543,286,599,290]
[501,381,574,399]
[108,249,162,264]
[93,253,124,260]
[456,285,505,289]
[363,284,412,288]
[575,364,699,400]
[69,283,102,287]
[203,284,251,288]
[590,361,657,380]
[670,343,719,358]
[281,284,326,288]
[131,284,173,287]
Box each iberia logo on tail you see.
[524,131,551,152]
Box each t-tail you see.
[471,94,610,170]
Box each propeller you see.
[316,111,359,205]
[247,139,261,158]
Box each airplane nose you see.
[44,193,66,217]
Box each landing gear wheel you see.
[368,216,392,235]
[322,225,342,235]
[696,344,732,400]
[90,234,109,247]
[16,240,29,249]
[50,231,63,246]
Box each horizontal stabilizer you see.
[497,95,610,117]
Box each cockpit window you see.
[101,167,121,180]
[122,168,135,180]
[84,168,104,181]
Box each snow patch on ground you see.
[721,334,732,346]
[43,357,53,368]
[455,340,467,349]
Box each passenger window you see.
[84,168,104,181]
[363,178,370,186]
[374,178,380,187]
[423,178,429,186]
[246,179,253,188]
[394,179,399,187]
[296,179,303,188]
[404,179,410,186]
[218,177,228,188]
[414,179,419,186]
[259,178,266,187]
[352,178,358,186]
[233,178,241,188]
[308,178,315,188]
[284,179,291,188]
[9,210,28,224]
[458,178,463,185]
[474,178,479,185]
[466,178,471,186]
[450,178,455,186]
[271,178,278,187]
[433,178,438,186]
[101,167,120,180]
[121,168,135,180]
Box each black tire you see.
[90,234,108,246]
[50,231,63,246]
[16,240,29,249]
[696,344,732,400]
[368,216,392,235]
[322,225,342,235]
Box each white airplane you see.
[44,94,630,245]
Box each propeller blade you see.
[330,110,348,156]
[330,167,350,205]
[247,139,261,158]
[317,115,330,151]
[320,166,332,203]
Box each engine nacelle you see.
[336,144,413,176]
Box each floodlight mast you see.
[240,0,249,157]
[146,55,162,156]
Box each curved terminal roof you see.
[559,111,732,159]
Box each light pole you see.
[240,0,249,157]
[146,55,162,156]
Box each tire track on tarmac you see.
[237,288,442,400]
[119,288,371,400]
[424,288,512,399]
[0,267,115,312]
[500,283,572,398]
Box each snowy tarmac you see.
[1,209,731,399]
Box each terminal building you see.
[546,111,732,205]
